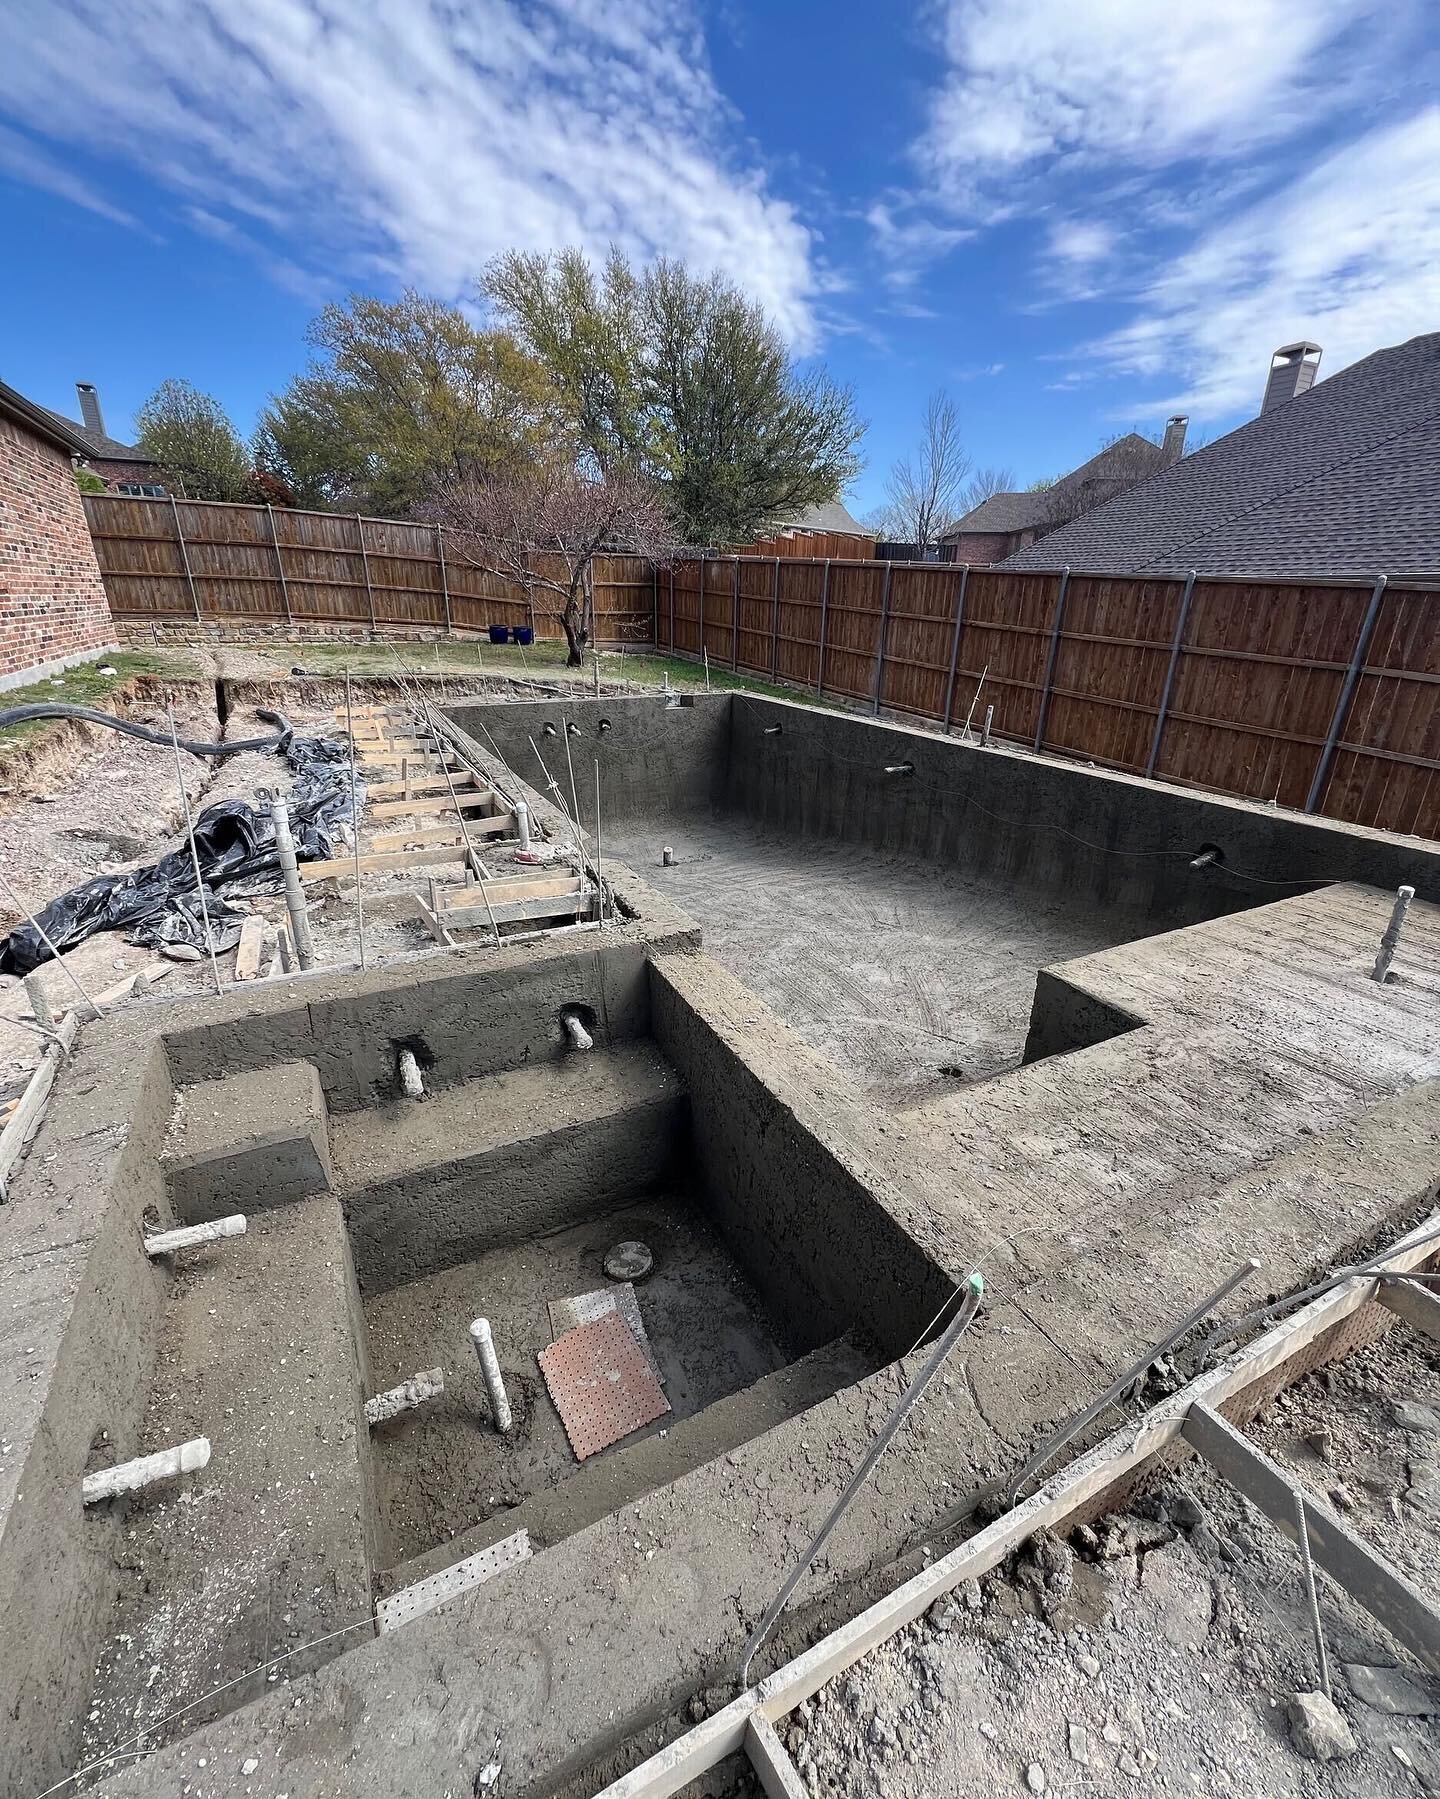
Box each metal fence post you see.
[1032,566,1072,750]
[355,515,377,632]
[651,562,659,650]
[170,496,201,621]
[815,559,833,695]
[770,556,781,680]
[1144,569,1197,778]
[1305,572,1389,814]
[697,551,706,664]
[669,564,676,652]
[266,503,293,626]
[942,565,970,733]
[435,524,453,634]
[731,556,741,670]
[872,561,894,716]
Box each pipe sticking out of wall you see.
[398,1047,425,1098]
[561,1007,594,1052]
[1372,885,1415,983]
[469,1318,513,1432]
[144,1215,247,1258]
[364,1368,445,1426]
[1189,847,1221,870]
[763,725,782,735]
[82,1437,210,1505]
[883,761,915,777]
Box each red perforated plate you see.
[538,1309,670,1460]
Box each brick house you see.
[40,382,167,495]
[941,419,1189,566]
[0,378,119,687]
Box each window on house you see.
[117,483,168,497]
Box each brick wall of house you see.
[0,415,116,681]
[944,530,1016,566]
[88,455,166,492]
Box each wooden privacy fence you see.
[83,494,655,643]
[658,554,1440,840]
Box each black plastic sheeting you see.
[0,735,363,976]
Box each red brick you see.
[0,417,114,680]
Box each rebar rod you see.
[168,705,224,996]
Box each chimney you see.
[75,381,106,438]
[1161,415,1188,463]
[1261,342,1322,415]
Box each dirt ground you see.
[697,1316,1440,1798]
[363,1193,793,1570]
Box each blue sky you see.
[2,0,1438,517]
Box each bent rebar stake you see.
[740,1271,984,1687]
[1006,1257,1260,1503]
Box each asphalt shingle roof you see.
[37,404,147,461]
[1002,333,1440,577]
[774,497,868,535]
[945,433,1170,541]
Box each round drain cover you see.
[604,1240,653,1282]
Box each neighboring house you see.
[736,497,875,558]
[0,378,117,686]
[1002,335,1440,577]
[942,419,1189,565]
[39,381,167,495]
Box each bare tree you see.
[1034,432,1166,534]
[882,391,971,550]
[430,461,672,665]
[959,464,1016,513]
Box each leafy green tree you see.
[73,466,107,494]
[483,249,865,545]
[255,291,562,517]
[134,378,253,502]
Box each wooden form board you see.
[365,773,480,801]
[440,889,593,930]
[592,1208,1440,1798]
[233,916,267,981]
[299,842,482,883]
[436,872,582,909]
[368,813,513,851]
[368,790,496,821]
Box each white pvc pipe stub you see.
[470,1318,513,1433]
[144,1215,247,1258]
[82,1437,211,1505]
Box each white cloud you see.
[1047,219,1115,265]
[865,200,975,287]
[1088,108,1440,414]
[920,0,1380,198]
[0,121,137,227]
[0,0,820,344]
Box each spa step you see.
[377,1330,875,1595]
[330,1042,688,1293]
[81,1194,376,1747]
[162,1060,333,1225]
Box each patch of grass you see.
[254,635,825,707]
[0,648,208,753]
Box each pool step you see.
[330,1042,688,1294]
[377,1330,875,1596]
[162,1060,332,1225]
